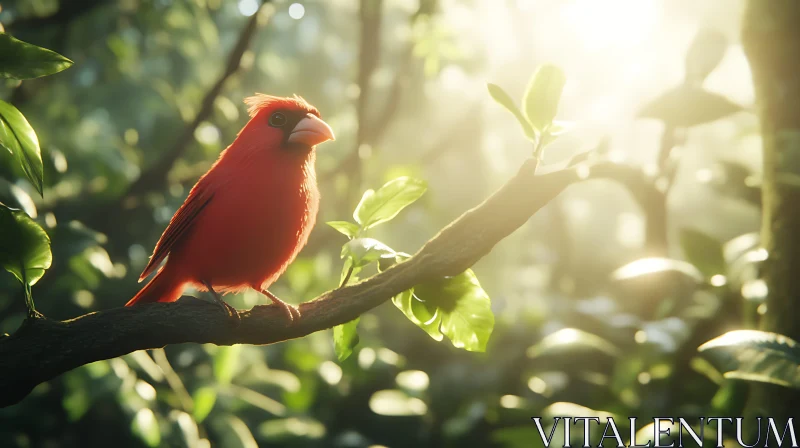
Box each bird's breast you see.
[176,160,319,288]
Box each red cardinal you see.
[126,94,335,321]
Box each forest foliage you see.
[0,1,797,447]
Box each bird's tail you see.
[126,267,184,306]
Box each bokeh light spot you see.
[528,376,547,395]
[499,395,523,409]
[135,380,156,401]
[238,0,259,17]
[742,279,768,302]
[369,390,427,416]
[396,370,429,391]
[318,361,343,385]
[289,3,305,20]
[710,274,727,287]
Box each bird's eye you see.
[269,112,287,127]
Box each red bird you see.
[126,94,335,321]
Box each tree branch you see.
[361,45,414,145]
[123,2,272,200]
[0,159,617,408]
[77,1,272,238]
[319,0,420,185]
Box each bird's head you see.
[242,93,335,152]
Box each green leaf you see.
[540,120,576,148]
[339,256,361,285]
[353,177,427,230]
[523,64,567,132]
[699,330,800,389]
[341,237,396,268]
[326,221,360,239]
[709,380,749,416]
[392,288,444,341]
[213,415,259,448]
[0,203,52,286]
[526,328,621,358]
[690,356,725,385]
[723,232,760,264]
[172,411,201,448]
[679,228,726,279]
[377,251,412,273]
[685,28,727,85]
[548,120,574,137]
[0,33,73,80]
[192,387,217,423]
[213,345,241,385]
[637,85,743,127]
[611,257,704,283]
[414,270,494,352]
[333,318,359,361]
[486,83,535,141]
[131,408,161,447]
[0,100,44,194]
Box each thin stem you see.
[151,348,194,412]
[340,266,355,288]
[20,260,37,320]
[533,125,551,161]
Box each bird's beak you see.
[287,114,335,147]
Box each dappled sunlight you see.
[395,370,430,391]
[560,0,663,51]
[369,390,428,416]
[0,0,784,446]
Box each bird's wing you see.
[139,183,214,281]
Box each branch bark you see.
[0,159,615,408]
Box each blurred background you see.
[0,0,765,446]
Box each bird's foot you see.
[203,281,241,327]
[216,298,241,326]
[261,289,301,323]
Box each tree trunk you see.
[741,0,800,419]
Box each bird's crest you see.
[244,93,320,118]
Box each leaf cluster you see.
[0,32,72,317]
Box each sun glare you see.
[561,0,662,50]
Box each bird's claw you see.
[215,298,241,326]
[275,301,301,324]
[261,289,300,324]
[205,284,240,327]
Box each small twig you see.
[319,0,421,184]
[362,45,414,145]
[223,384,286,416]
[124,1,272,199]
